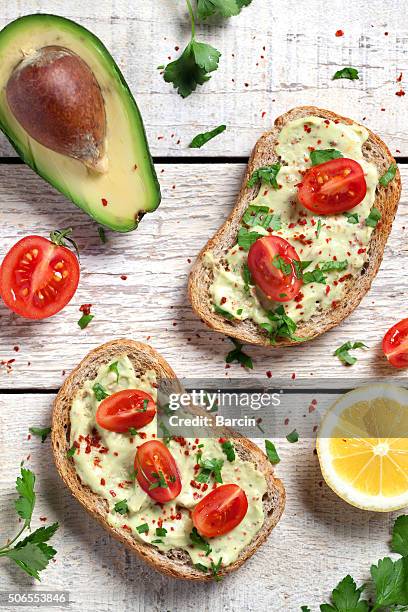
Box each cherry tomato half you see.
[383,318,408,369]
[247,235,302,302]
[192,484,248,538]
[0,236,79,319]
[134,440,181,502]
[297,158,367,215]
[96,389,156,433]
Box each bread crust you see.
[188,106,402,346]
[51,339,285,580]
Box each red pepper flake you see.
[220,297,227,305]
[13,345,19,352]
[40,517,47,522]
[79,303,92,316]
[291,373,296,380]
[335,29,344,37]
[157,136,164,140]
[397,72,403,83]
[173,436,186,446]
[332,300,339,309]
[284,418,289,426]
[266,370,272,378]
[325,285,331,295]
[101,198,108,207]
[261,111,266,118]
[357,248,366,255]
[190,480,201,489]
[138,432,147,439]
[120,275,127,280]
[27,434,31,440]
[100,478,106,485]
[122,524,132,532]
[202,483,208,492]
[396,89,405,97]
[109,490,117,497]
[303,124,312,133]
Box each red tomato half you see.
[0,236,79,319]
[192,484,248,538]
[135,440,181,502]
[297,158,367,215]
[383,318,408,369]
[247,235,302,302]
[96,390,156,432]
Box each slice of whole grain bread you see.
[188,106,401,346]
[51,339,285,580]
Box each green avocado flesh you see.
[0,14,161,232]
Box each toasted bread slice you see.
[188,106,401,346]
[51,339,285,580]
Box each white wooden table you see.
[0,1,407,610]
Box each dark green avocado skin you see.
[0,14,161,232]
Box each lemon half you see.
[317,384,408,511]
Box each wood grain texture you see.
[0,163,407,388]
[0,393,405,612]
[0,0,407,157]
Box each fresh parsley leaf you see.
[93,383,109,401]
[98,226,107,244]
[242,205,281,231]
[189,124,226,148]
[242,263,252,292]
[197,0,252,20]
[293,260,313,279]
[15,468,35,528]
[262,305,305,343]
[221,440,235,461]
[67,444,76,457]
[78,313,94,329]
[156,527,167,537]
[365,207,381,228]
[226,338,253,369]
[190,527,212,555]
[344,212,359,224]
[392,515,408,557]
[29,426,51,443]
[320,260,348,273]
[15,523,59,550]
[332,67,359,80]
[265,440,280,464]
[211,557,223,581]
[320,574,369,612]
[286,429,299,443]
[310,149,343,166]
[371,557,408,609]
[237,227,263,250]
[247,164,281,189]
[301,607,311,612]
[379,163,397,187]
[302,268,327,285]
[163,40,221,98]
[114,499,129,515]
[196,456,224,483]
[136,523,149,534]
[3,541,57,581]
[334,341,368,366]
[214,304,234,319]
[108,361,120,383]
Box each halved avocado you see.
[0,14,160,232]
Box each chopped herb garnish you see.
[67,445,76,457]
[293,260,313,280]
[260,305,305,343]
[151,539,163,544]
[332,67,359,80]
[128,427,137,436]
[156,527,167,537]
[237,308,243,315]
[310,149,343,166]
[320,260,348,272]
[189,124,226,148]
[136,523,149,534]
[78,313,94,329]
[316,218,323,238]
[114,499,129,515]
[344,212,359,224]
[286,429,299,443]
[225,338,253,369]
[265,439,280,464]
[302,269,327,285]
[272,254,292,276]
[190,527,212,555]
[221,440,235,462]
[29,426,51,443]
[195,562,209,572]
[93,383,109,401]
[365,207,381,228]
[214,304,234,319]
[379,163,397,187]
[242,263,252,293]
[196,456,224,483]
[159,421,172,445]
[237,227,263,251]
[98,226,107,244]
[334,341,368,366]
[108,361,120,383]
[142,399,148,412]
[242,205,281,231]
[197,0,253,19]
[149,470,168,490]
[247,164,281,189]
[211,557,223,581]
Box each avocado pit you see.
[6,45,107,173]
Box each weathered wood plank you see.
[0,163,406,388]
[0,393,403,612]
[0,0,407,156]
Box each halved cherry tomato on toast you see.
[383,318,408,369]
[135,440,181,502]
[297,158,367,215]
[96,389,156,433]
[192,484,248,538]
[0,235,79,319]
[247,235,302,302]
